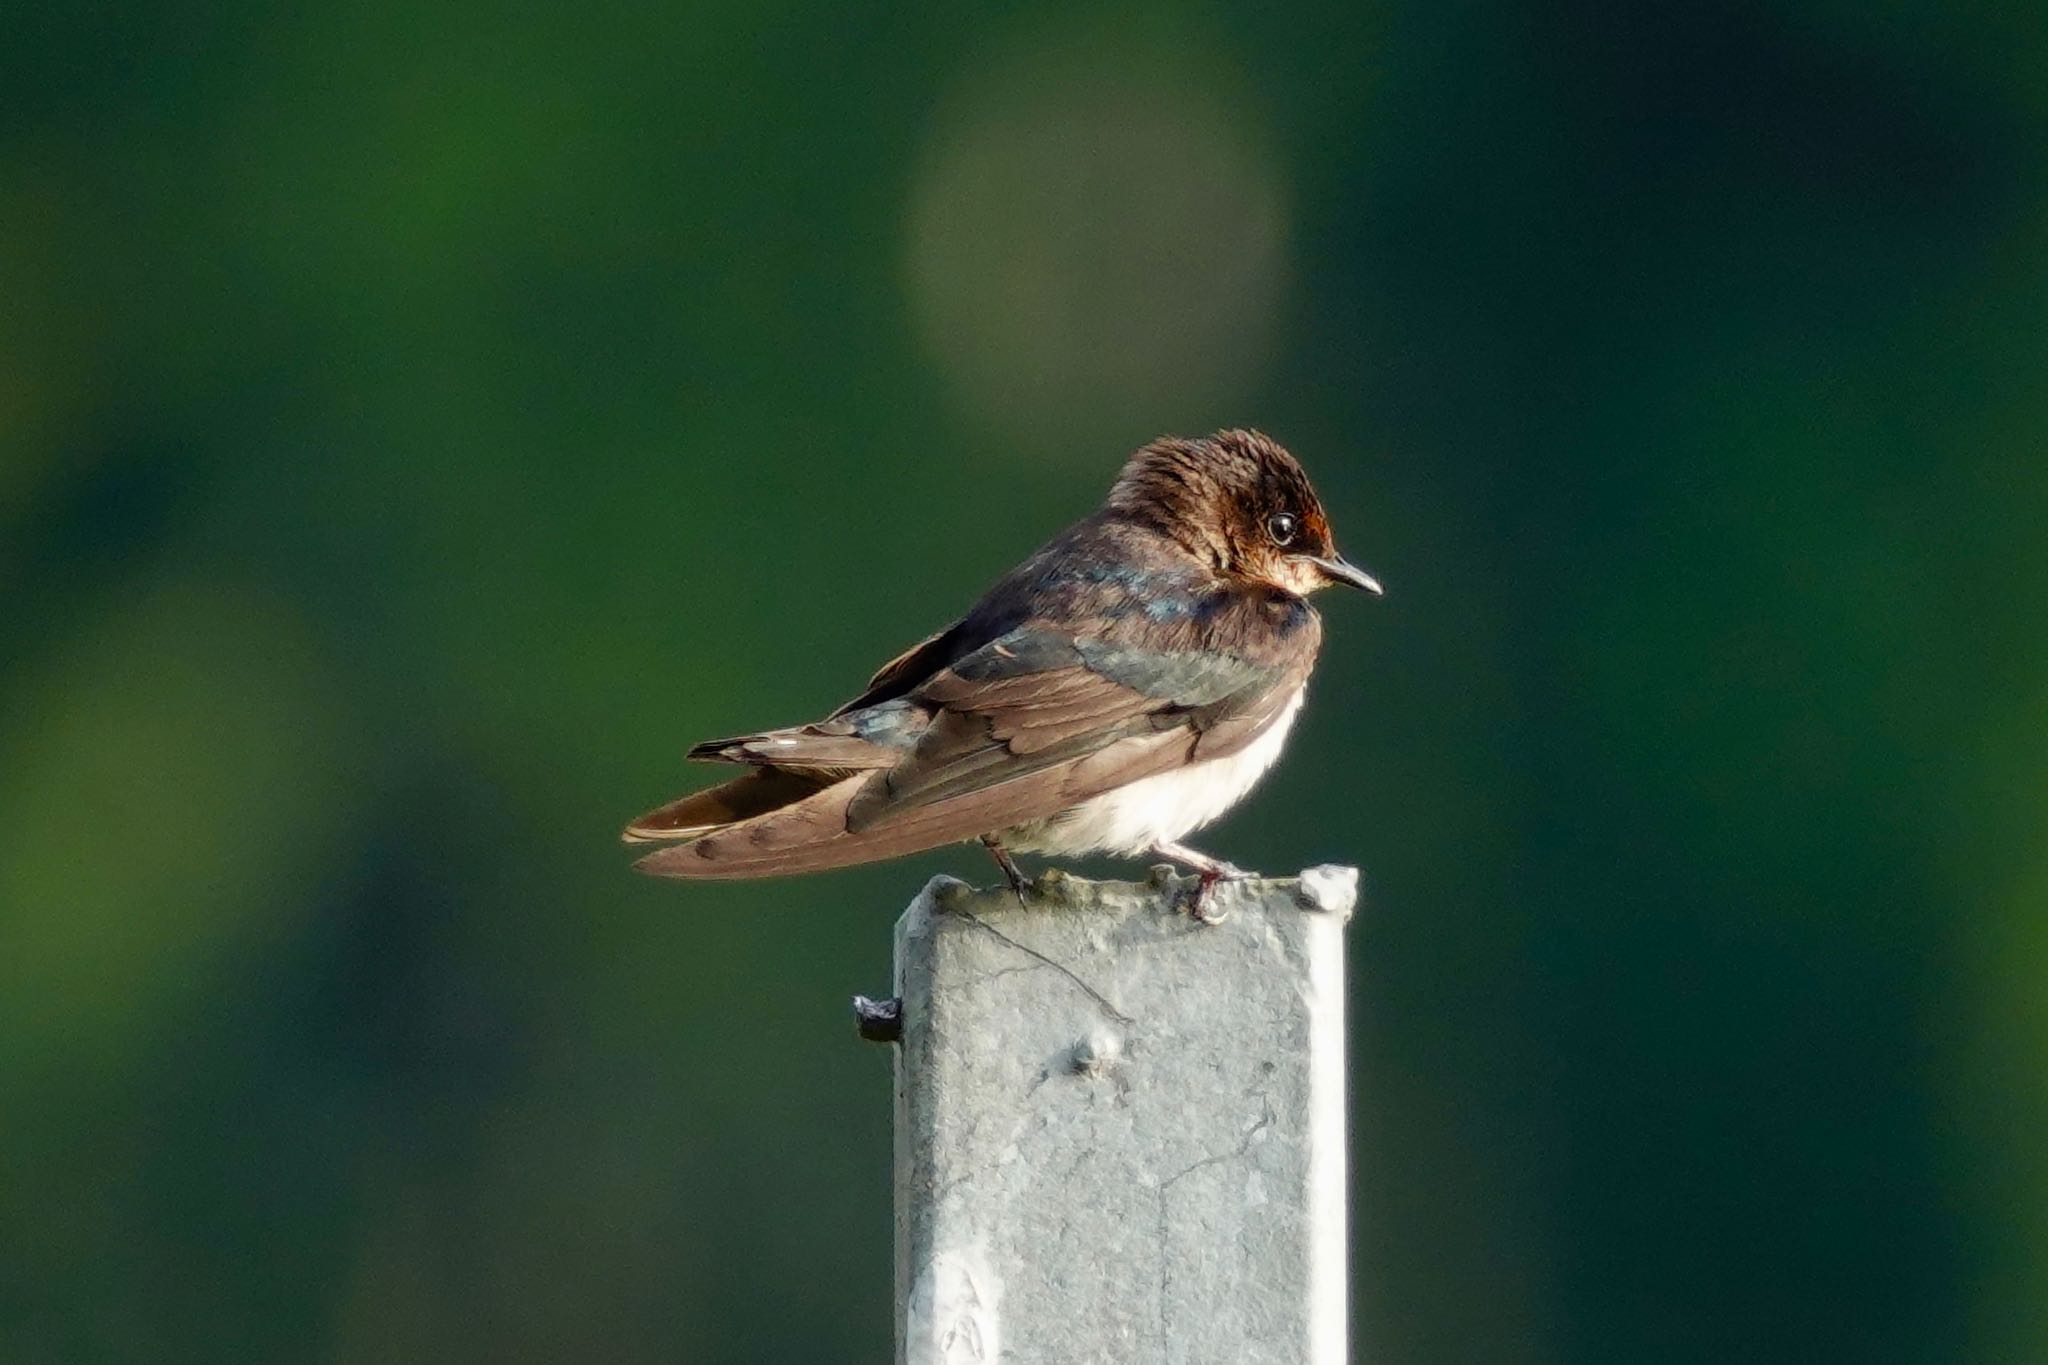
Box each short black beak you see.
[1306,554,1384,595]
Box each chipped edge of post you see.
[1295,863,1360,920]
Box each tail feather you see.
[632,777,877,877]
[621,767,831,843]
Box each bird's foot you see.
[981,836,1034,906]
[1148,841,1251,925]
[1185,864,1249,923]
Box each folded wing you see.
[630,610,1318,879]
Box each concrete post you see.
[890,865,1357,1365]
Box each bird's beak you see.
[1304,554,1384,595]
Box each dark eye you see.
[1266,511,1298,546]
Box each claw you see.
[1186,867,1236,924]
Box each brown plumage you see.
[625,429,1380,890]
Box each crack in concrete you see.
[1159,1095,1276,1192]
[958,962,1052,992]
[957,909,1133,1025]
[1155,1093,1277,1358]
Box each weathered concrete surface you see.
[893,866,1356,1365]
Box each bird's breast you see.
[1002,686,1306,857]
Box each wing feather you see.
[844,626,1292,831]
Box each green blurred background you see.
[4,2,2044,1361]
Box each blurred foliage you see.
[3,1,2045,1361]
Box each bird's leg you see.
[1149,840,1251,924]
[981,835,1033,905]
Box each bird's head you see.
[1107,429,1383,598]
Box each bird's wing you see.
[844,627,1291,827]
[634,612,1318,879]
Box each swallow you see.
[624,429,1380,917]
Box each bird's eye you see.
[1266,511,1299,546]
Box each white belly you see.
[1002,687,1305,857]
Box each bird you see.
[623,428,1381,917]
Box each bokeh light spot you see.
[0,583,358,1078]
[904,34,1290,452]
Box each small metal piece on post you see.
[853,993,904,1044]
[891,866,1358,1365]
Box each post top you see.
[910,863,1360,925]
